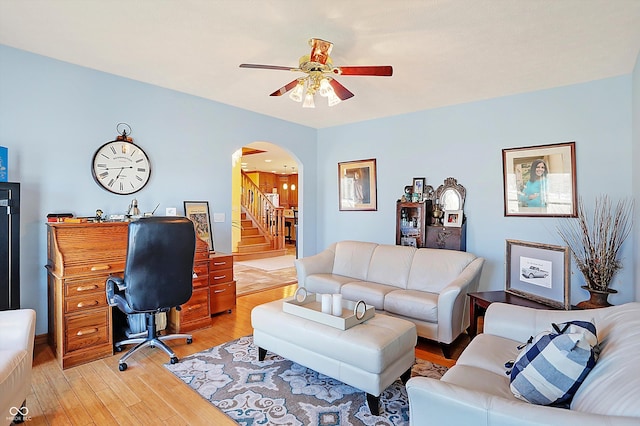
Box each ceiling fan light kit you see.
[240,38,393,108]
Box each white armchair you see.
[0,309,36,426]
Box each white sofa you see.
[0,309,36,426]
[295,241,484,355]
[406,302,640,425]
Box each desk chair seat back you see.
[123,216,196,312]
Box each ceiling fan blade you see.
[335,66,393,76]
[239,63,295,71]
[328,79,354,100]
[309,38,333,65]
[269,80,300,96]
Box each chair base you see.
[115,312,192,371]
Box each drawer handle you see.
[76,285,99,292]
[213,275,227,280]
[213,262,227,266]
[76,327,99,336]
[214,289,226,294]
[187,304,203,311]
[90,265,111,271]
[77,300,99,308]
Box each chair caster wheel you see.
[115,346,123,352]
[119,363,127,371]
[170,357,179,364]
[187,338,193,344]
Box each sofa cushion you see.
[332,241,378,281]
[441,364,516,400]
[304,273,360,294]
[456,333,521,376]
[341,281,397,310]
[384,289,438,323]
[509,320,598,406]
[570,303,640,417]
[366,244,415,289]
[407,249,476,293]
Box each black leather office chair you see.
[106,216,196,371]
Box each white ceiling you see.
[1,0,640,172]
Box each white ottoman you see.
[251,298,417,415]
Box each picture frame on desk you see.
[505,239,570,310]
[183,201,214,251]
[443,210,463,227]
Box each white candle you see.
[321,294,332,314]
[332,294,343,316]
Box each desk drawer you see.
[210,281,236,314]
[209,255,233,271]
[209,267,233,285]
[65,309,110,352]
[181,289,210,323]
[64,277,108,298]
[65,293,108,314]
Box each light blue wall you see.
[317,75,636,307]
[0,45,318,334]
[1,44,638,335]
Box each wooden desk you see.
[46,222,234,369]
[468,291,561,338]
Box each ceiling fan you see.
[239,38,393,108]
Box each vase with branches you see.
[557,195,634,308]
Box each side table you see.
[468,291,563,338]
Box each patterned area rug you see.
[165,335,448,425]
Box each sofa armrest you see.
[0,308,36,356]
[483,302,609,342]
[294,244,336,288]
[406,376,638,426]
[436,257,484,343]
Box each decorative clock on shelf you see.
[91,124,151,195]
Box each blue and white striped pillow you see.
[509,320,598,406]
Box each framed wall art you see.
[505,239,570,309]
[502,141,577,217]
[183,200,214,251]
[338,158,377,211]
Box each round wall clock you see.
[91,139,151,195]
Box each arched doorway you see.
[231,141,300,260]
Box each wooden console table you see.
[468,291,563,338]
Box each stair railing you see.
[241,171,285,250]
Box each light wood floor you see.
[25,285,470,425]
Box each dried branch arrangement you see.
[557,195,633,292]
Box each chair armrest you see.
[294,245,336,287]
[406,376,637,426]
[436,257,485,343]
[106,275,125,306]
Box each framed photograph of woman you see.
[183,201,214,251]
[338,158,377,211]
[502,141,577,217]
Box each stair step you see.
[241,227,260,236]
[237,242,272,253]
[238,235,267,245]
[233,249,287,261]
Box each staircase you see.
[234,171,286,261]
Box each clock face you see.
[91,140,151,195]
